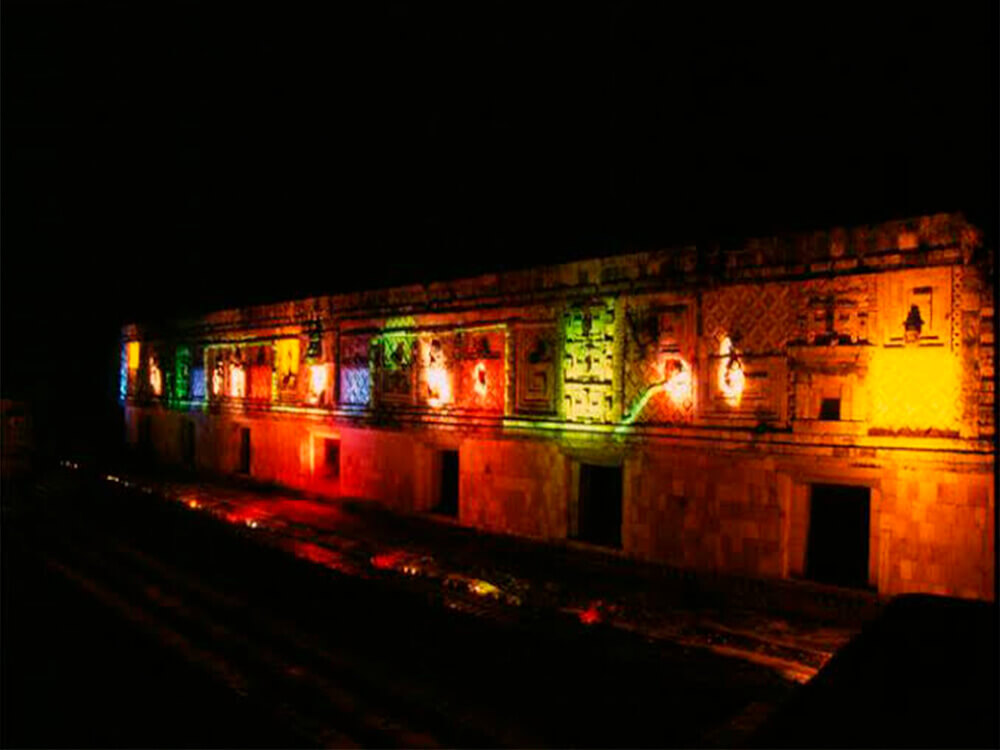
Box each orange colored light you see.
[468,579,501,597]
[718,336,745,406]
[662,357,693,406]
[148,357,163,396]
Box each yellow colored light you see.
[469,579,501,597]
[229,363,246,398]
[867,345,960,433]
[127,341,140,371]
[275,338,300,377]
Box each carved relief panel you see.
[793,275,877,345]
[339,333,373,406]
[416,332,456,408]
[515,324,558,415]
[701,284,792,422]
[454,328,505,414]
[379,332,416,405]
[274,337,301,402]
[879,267,953,348]
[247,343,273,402]
[702,282,795,355]
[866,267,962,434]
[623,297,696,424]
[562,297,618,423]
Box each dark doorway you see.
[323,438,340,479]
[181,420,195,468]
[577,463,623,548]
[806,483,870,589]
[819,397,841,421]
[238,427,251,475]
[435,449,459,516]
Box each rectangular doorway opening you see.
[322,438,341,480]
[238,427,251,475]
[806,483,870,589]
[577,463,622,548]
[181,420,195,468]
[819,397,842,421]
[434,449,459,517]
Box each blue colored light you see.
[190,366,206,400]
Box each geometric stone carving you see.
[562,298,616,423]
[515,324,557,415]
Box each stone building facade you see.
[121,213,995,600]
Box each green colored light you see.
[172,345,191,403]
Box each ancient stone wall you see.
[122,213,995,600]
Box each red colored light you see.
[473,362,488,397]
[578,602,602,625]
[371,550,408,570]
[290,541,361,574]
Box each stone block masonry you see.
[122,213,995,601]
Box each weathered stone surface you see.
[123,212,995,601]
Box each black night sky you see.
[2,2,997,456]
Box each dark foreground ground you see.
[2,462,997,748]
[752,593,997,748]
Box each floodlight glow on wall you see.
[661,357,693,406]
[127,341,140,371]
[308,363,328,404]
[230,362,246,399]
[718,336,745,406]
[149,357,163,397]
